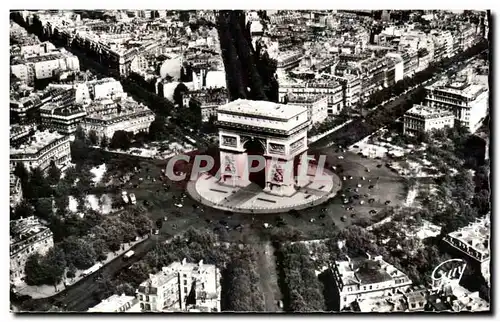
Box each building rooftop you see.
[429,78,488,99]
[447,215,490,259]
[10,130,66,156]
[405,104,454,119]
[287,94,326,104]
[218,99,307,120]
[10,216,52,251]
[336,255,409,287]
[138,259,219,299]
[87,294,137,312]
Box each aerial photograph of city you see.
[8,9,491,313]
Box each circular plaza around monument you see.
[186,165,342,214]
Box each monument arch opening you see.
[243,138,266,188]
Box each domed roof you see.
[159,57,182,80]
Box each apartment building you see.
[286,94,328,126]
[330,74,362,108]
[443,215,490,263]
[331,254,413,311]
[10,124,35,145]
[87,78,125,100]
[277,51,304,72]
[337,54,403,98]
[387,48,418,78]
[279,80,344,115]
[88,294,141,313]
[424,75,489,132]
[40,103,87,135]
[182,88,229,122]
[10,216,54,283]
[10,130,71,172]
[137,259,221,312]
[11,48,80,85]
[403,104,455,136]
[82,100,155,139]
[354,285,428,312]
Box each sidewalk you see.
[308,120,353,144]
[15,236,148,299]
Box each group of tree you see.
[222,246,266,311]
[24,209,152,286]
[276,243,325,312]
[109,130,134,151]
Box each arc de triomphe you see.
[216,99,311,197]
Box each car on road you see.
[369,198,375,203]
[153,229,159,235]
[360,200,365,205]
[369,210,377,215]
[365,169,370,172]
[349,176,353,180]
[353,145,359,148]
[338,156,344,159]
[377,164,382,168]
[174,203,183,208]
[346,206,353,211]
[351,213,356,218]
[124,250,135,259]
[368,185,374,189]
[385,200,391,205]
[357,184,362,188]
[341,216,347,222]
[319,213,326,219]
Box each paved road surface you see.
[255,242,283,312]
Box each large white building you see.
[11,47,80,84]
[10,130,71,172]
[331,254,413,311]
[286,94,328,126]
[137,259,221,312]
[424,75,489,133]
[81,98,155,139]
[87,294,141,313]
[279,80,344,115]
[10,216,54,284]
[403,104,455,136]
